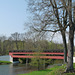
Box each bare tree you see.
[8,37,13,50]
[27,0,68,63]
[11,32,20,50]
[60,0,75,72]
[27,0,75,72]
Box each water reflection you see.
[0,63,34,75]
[0,64,13,75]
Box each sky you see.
[0,0,73,44]
[0,0,30,37]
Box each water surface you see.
[0,64,33,75]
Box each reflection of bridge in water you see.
[9,50,65,59]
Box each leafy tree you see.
[29,48,46,70]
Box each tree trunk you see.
[16,40,18,50]
[66,27,74,72]
[66,0,74,72]
[23,41,25,50]
[74,6,75,30]
[61,31,67,63]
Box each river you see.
[0,63,35,75]
[0,63,62,75]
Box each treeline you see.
[0,32,64,56]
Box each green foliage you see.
[19,58,26,63]
[29,49,46,70]
[48,41,64,50]
[0,35,64,56]
[30,58,45,70]
[19,58,23,63]
[53,59,63,64]
[45,59,52,64]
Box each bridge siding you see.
[12,55,64,59]
[9,51,64,59]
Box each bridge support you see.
[9,55,13,63]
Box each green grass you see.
[0,61,11,64]
[47,65,66,75]
[19,69,51,75]
[19,64,75,75]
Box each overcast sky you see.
[0,0,30,36]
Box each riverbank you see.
[0,61,11,64]
[19,63,75,75]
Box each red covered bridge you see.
[9,50,65,59]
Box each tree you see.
[27,0,68,63]
[30,57,45,70]
[65,0,74,72]
[29,47,46,71]
[27,0,75,72]
[0,36,7,55]
[8,37,14,50]
[60,0,75,72]
[11,32,20,50]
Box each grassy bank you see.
[0,61,11,64]
[19,63,75,75]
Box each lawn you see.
[0,61,11,64]
[19,64,75,75]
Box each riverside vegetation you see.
[19,63,75,75]
[0,32,64,56]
